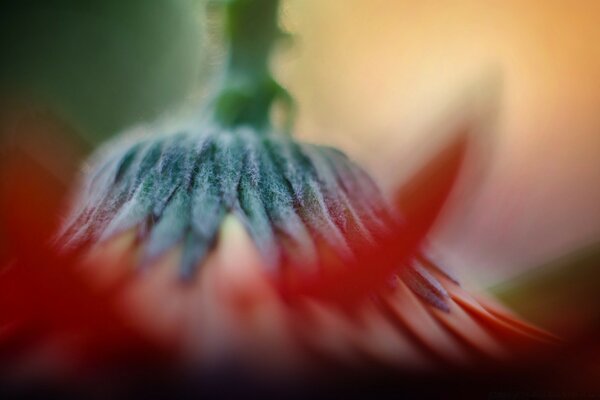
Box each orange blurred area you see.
[277,0,600,284]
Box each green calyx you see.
[213,0,292,131]
[57,124,392,278]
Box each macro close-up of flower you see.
[1,0,600,398]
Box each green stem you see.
[213,0,291,130]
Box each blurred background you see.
[1,0,599,334]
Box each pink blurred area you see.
[280,0,600,285]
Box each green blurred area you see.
[0,0,206,146]
[491,243,600,336]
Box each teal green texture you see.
[58,119,392,278]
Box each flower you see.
[0,0,559,390]
[51,115,556,374]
